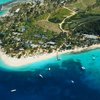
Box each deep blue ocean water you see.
[0,49,100,100]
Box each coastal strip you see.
[0,0,35,17]
[0,44,100,67]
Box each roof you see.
[83,34,98,39]
[15,8,20,13]
[47,42,56,45]
[31,44,38,48]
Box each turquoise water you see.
[0,10,8,16]
[0,0,14,16]
[0,0,13,5]
[1,49,100,71]
[0,49,100,100]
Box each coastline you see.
[0,44,100,67]
[0,0,35,17]
[0,0,17,17]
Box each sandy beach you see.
[0,44,100,67]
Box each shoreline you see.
[0,0,35,17]
[0,0,15,17]
[0,44,100,67]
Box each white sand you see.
[0,44,100,67]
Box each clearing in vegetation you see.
[36,20,61,33]
[48,8,72,23]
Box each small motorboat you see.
[57,57,61,61]
[71,80,75,84]
[56,52,61,61]
[11,89,16,92]
[81,66,86,71]
[48,68,51,71]
[39,74,43,78]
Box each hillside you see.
[0,0,100,57]
[62,0,100,36]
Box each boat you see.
[48,68,51,71]
[56,52,61,61]
[11,89,16,92]
[39,74,43,78]
[81,66,86,71]
[71,80,75,84]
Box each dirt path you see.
[46,13,50,21]
[59,6,76,33]
[38,7,76,33]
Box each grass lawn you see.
[36,20,61,33]
[48,8,72,23]
[82,0,96,6]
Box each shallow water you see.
[0,10,8,16]
[0,49,100,100]
[0,0,14,16]
[0,0,13,5]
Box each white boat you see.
[71,80,75,84]
[48,68,51,71]
[39,74,43,78]
[11,89,16,92]
[81,66,86,71]
[56,52,61,61]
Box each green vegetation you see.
[62,12,100,35]
[36,13,50,21]
[36,20,61,33]
[90,7,100,14]
[73,19,100,36]
[0,1,72,57]
[48,8,72,23]
[0,0,100,58]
